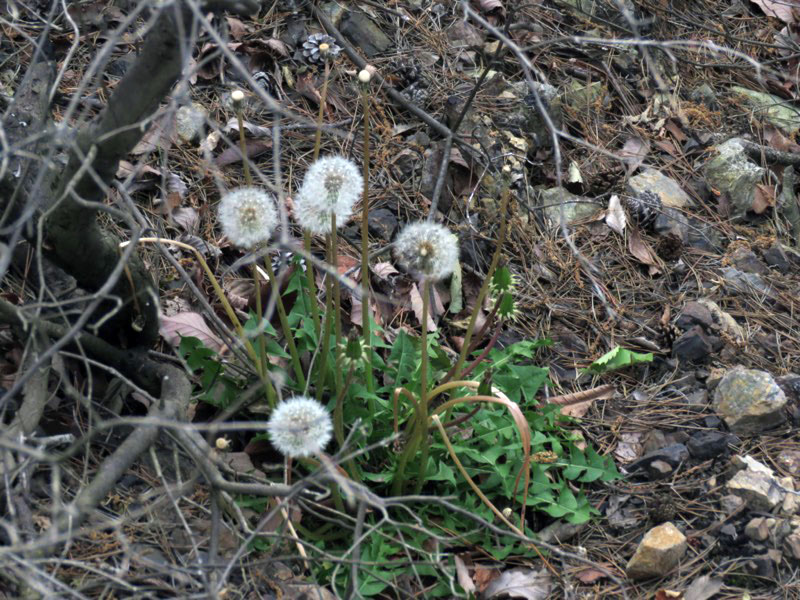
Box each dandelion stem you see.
[414,277,431,494]
[233,93,252,187]
[359,75,375,397]
[263,257,305,388]
[252,262,269,381]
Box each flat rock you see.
[726,469,785,511]
[713,367,787,434]
[687,431,729,460]
[625,522,687,580]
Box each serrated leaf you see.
[583,346,652,374]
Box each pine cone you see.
[302,33,341,64]
[623,190,662,229]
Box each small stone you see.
[726,469,785,511]
[676,301,714,330]
[720,494,745,514]
[779,478,800,516]
[731,455,774,476]
[625,522,688,581]
[729,246,769,275]
[713,367,787,434]
[366,208,398,240]
[175,103,207,144]
[687,431,729,460]
[537,520,586,543]
[763,243,791,270]
[784,533,800,559]
[777,375,800,403]
[672,326,715,362]
[647,460,673,479]
[777,450,800,477]
[745,517,770,542]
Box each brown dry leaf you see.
[295,72,323,106]
[478,0,505,14]
[454,555,476,594]
[159,311,226,353]
[653,139,678,157]
[225,16,250,40]
[575,567,608,584]
[628,229,661,274]
[605,194,627,235]
[474,566,502,593]
[619,137,649,174]
[483,568,552,600]
[752,183,776,214]
[132,114,175,155]
[664,118,688,142]
[654,590,683,600]
[684,575,724,600]
[750,0,797,23]
[116,160,160,180]
[371,262,399,280]
[172,207,199,232]
[560,399,594,418]
[337,254,360,277]
[410,283,436,331]
[215,139,272,166]
[224,117,272,138]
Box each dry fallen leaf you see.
[605,194,627,235]
[752,183,776,214]
[619,136,649,175]
[628,229,661,274]
[575,567,608,584]
[454,555,476,594]
[159,311,226,353]
[683,575,724,600]
[750,0,796,23]
[410,283,436,332]
[483,568,552,600]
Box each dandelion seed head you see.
[294,156,363,235]
[267,396,333,458]
[218,187,278,249]
[394,222,459,281]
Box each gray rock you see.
[704,138,765,222]
[687,431,729,460]
[672,325,716,363]
[538,187,600,228]
[625,522,687,581]
[340,11,392,57]
[720,493,746,514]
[175,103,207,144]
[713,367,787,434]
[731,87,800,134]
[726,469,785,511]
[745,517,771,542]
[537,520,586,543]
[627,168,692,209]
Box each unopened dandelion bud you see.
[218,187,278,249]
[267,396,333,458]
[394,222,459,281]
[294,156,363,235]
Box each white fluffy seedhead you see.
[294,156,363,235]
[218,187,278,249]
[267,396,333,458]
[394,221,459,281]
